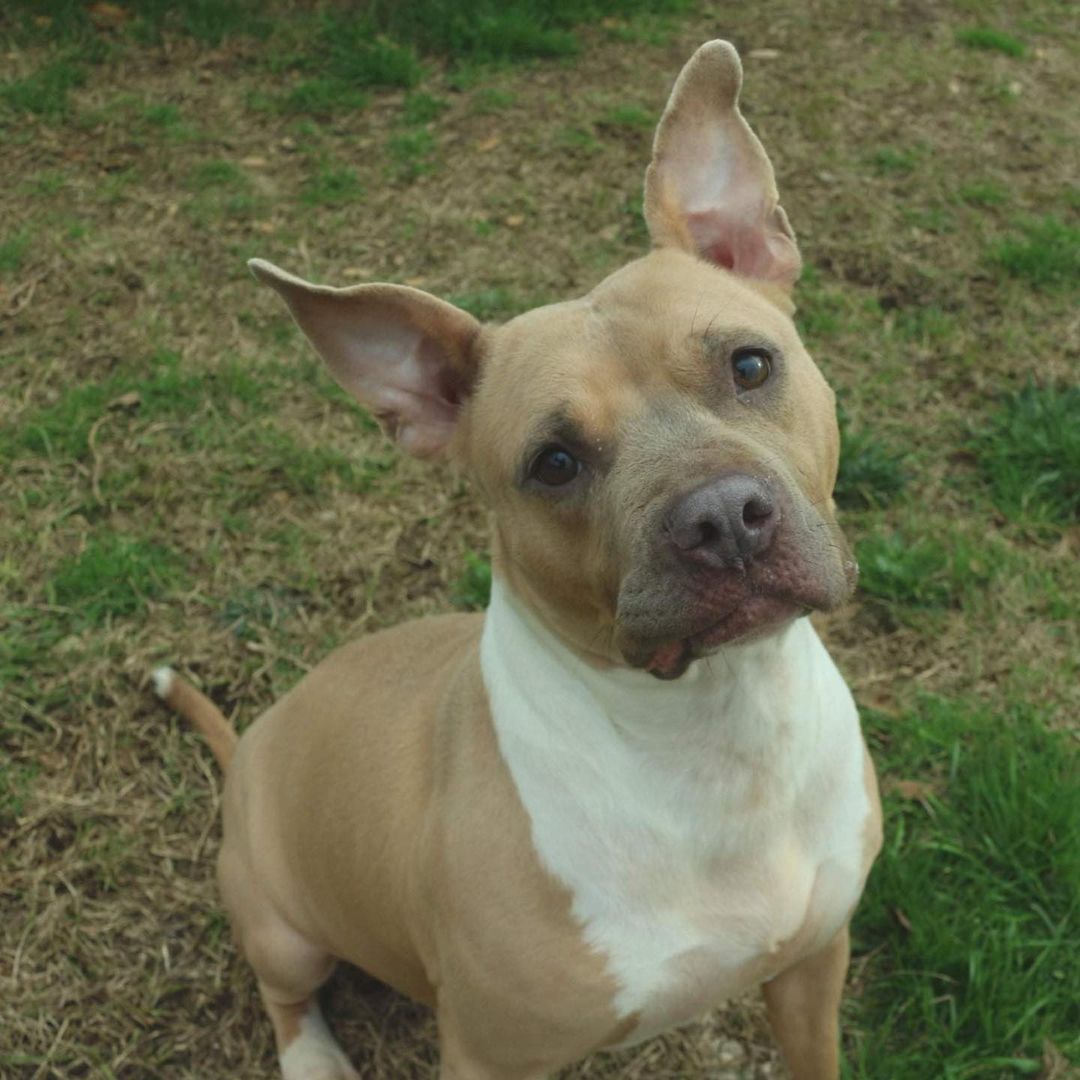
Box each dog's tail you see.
[152,666,237,770]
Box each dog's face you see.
[252,41,855,678]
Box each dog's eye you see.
[732,348,771,389]
[530,445,581,487]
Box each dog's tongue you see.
[645,641,687,679]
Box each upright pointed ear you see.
[249,259,482,457]
[643,40,801,288]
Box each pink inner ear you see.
[687,209,799,285]
[705,241,736,271]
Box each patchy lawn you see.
[1,1,1077,1077]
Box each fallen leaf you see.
[888,778,941,801]
[240,156,268,168]
[893,907,913,933]
[1041,1039,1070,1080]
[749,48,781,60]
[86,3,131,29]
[477,136,500,153]
[108,391,141,411]
[504,214,525,228]
[404,276,427,286]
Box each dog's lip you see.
[641,595,805,679]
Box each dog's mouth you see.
[616,539,857,680]
[641,593,807,679]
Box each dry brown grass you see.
[2,1,1077,1077]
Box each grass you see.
[869,146,919,176]
[1,1,1077,1077]
[50,532,187,624]
[386,129,437,182]
[450,287,521,321]
[971,383,1080,526]
[452,551,492,610]
[0,55,85,117]
[301,162,364,206]
[835,407,907,510]
[955,27,1028,57]
[990,216,1080,289]
[0,230,31,274]
[957,181,1009,207]
[855,529,996,611]
[402,91,449,124]
[1,351,266,462]
[851,696,1078,1076]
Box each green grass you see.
[0,55,85,117]
[450,287,521,322]
[599,104,654,130]
[957,181,1009,208]
[856,529,996,610]
[452,551,492,610]
[218,584,309,642]
[300,162,364,206]
[269,12,422,113]
[971,383,1080,525]
[889,305,956,342]
[834,408,907,510]
[851,696,1078,1077]
[49,532,187,624]
[1,351,267,462]
[0,761,39,826]
[22,171,66,197]
[0,230,31,275]
[279,78,370,116]
[990,216,1080,290]
[188,159,247,191]
[869,146,919,176]
[222,428,392,503]
[402,91,449,124]
[471,87,516,113]
[955,27,1028,58]
[141,102,182,127]
[387,129,437,182]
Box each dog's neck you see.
[481,576,828,765]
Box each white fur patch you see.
[151,666,174,700]
[481,579,872,1042]
[278,1005,360,1080]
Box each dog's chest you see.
[481,590,871,1041]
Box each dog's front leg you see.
[436,1010,549,1080]
[761,926,850,1080]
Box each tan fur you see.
[157,671,237,769]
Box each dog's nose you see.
[665,475,779,568]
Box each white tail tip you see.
[152,666,175,699]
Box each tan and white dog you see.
[156,40,882,1080]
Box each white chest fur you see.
[480,580,872,1042]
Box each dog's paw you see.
[279,1008,361,1080]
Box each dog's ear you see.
[249,260,482,457]
[644,40,801,288]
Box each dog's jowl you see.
[157,40,882,1080]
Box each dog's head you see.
[252,41,856,679]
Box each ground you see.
[1,1,1077,1078]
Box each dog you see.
[155,40,882,1080]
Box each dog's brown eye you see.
[732,348,771,389]
[530,446,580,486]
